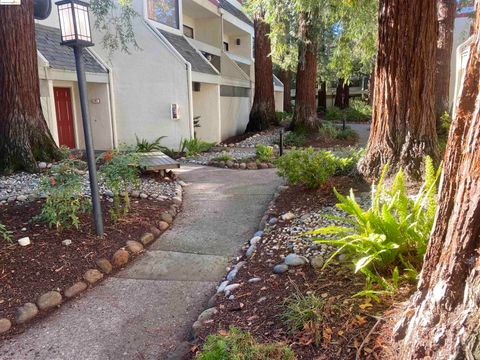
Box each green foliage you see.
[212,152,234,162]
[324,107,344,121]
[281,132,307,147]
[438,112,452,153]
[36,159,90,230]
[325,100,372,122]
[281,291,324,335]
[255,144,274,162]
[318,121,339,139]
[181,138,215,156]
[0,223,12,242]
[336,127,359,140]
[274,147,358,188]
[196,327,295,360]
[333,147,364,176]
[58,145,72,160]
[276,111,292,125]
[135,135,168,153]
[98,150,140,222]
[311,158,441,291]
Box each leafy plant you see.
[324,100,372,122]
[280,131,307,147]
[181,138,215,156]
[281,291,324,336]
[0,223,12,242]
[255,144,274,162]
[324,106,344,121]
[98,150,140,222]
[318,121,339,139]
[36,159,90,230]
[438,111,452,153]
[333,148,364,176]
[212,152,234,162]
[276,111,292,125]
[275,147,360,188]
[336,127,358,140]
[196,327,295,360]
[135,135,168,153]
[311,157,441,291]
[58,145,72,160]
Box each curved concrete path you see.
[0,165,283,360]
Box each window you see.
[183,25,194,38]
[223,41,229,51]
[147,0,179,29]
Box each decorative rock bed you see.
[221,128,283,148]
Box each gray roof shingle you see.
[35,24,107,74]
[273,74,283,88]
[219,0,253,26]
[159,30,218,75]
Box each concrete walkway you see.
[0,165,283,360]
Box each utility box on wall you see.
[171,103,180,120]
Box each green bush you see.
[281,131,307,147]
[0,223,12,242]
[135,135,168,153]
[212,151,234,162]
[311,157,440,293]
[318,121,339,140]
[333,148,364,176]
[181,138,215,156]
[324,100,372,122]
[36,159,90,230]
[255,144,274,162]
[336,127,358,140]
[196,327,295,360]
[275,111,292,125]
[99,150,140,222]
[281,291,324,334]
[324,106,344,121]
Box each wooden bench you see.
[138,151,180,171]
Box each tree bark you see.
[368,68,375,105]
[342,81,350,108]
[279,69,292,113]
[318,81,327,112]
[0,0,60,174]
[334,78,344,108]
[357,0,439,180]
[394,7,480,358]
[245,12,276,133]
[290,12,318,131]
[435,0,456,123]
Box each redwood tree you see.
[245,12,276,132]
[0,0,60,174]
[334,78,344,108]
[358,0,439,179]
[394,7,480,358]
[279,69,292,113]
[318,81,327,112]
[435,0,456,122]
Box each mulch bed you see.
[0,193,173,339]
[188,177,411,359]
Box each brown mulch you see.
[304,135,357,149]
[188,177,411,359]
[0,194,173,339]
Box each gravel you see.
[226,128,283,148]
[180,148,256,166]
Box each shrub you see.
[324,100,372,122]
[212,151,234,162]
[196,327,295,360]
[318,121,339,140]
[0,223,12,242]
[281,131,307,147]
[333,148,364,176]
[274,148,338,188]
[276,111,292,125]
[36,159,90,230]
[181,138,215,156]
[135,135,168,153]
[324,106,344,121]
[336,127,358,140]
[99,150,140,222]
[256,144,274,162]
[281,291,324,336]
[311,157,441,292]
[58,145,72,160]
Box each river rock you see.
[96,258,113,274]
[281,212,295,221]
[285,253,308,266]
[112,249,129,267]
[37,291,62,310]
[83,269,104,284]
[158,221,170,231]
[0,318,11,334]
[160,212,173,224]
[126,240,144,254]
[64,281,88,298]
[311,255,325,270]
[15,303,38,324]
[273,264,289,274]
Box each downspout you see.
[186,62,194,140]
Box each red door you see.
[54,87,76,148]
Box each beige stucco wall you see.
[193,83,221,143]
[220,96,250,140]
[274,90,284,112]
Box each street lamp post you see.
[56,0,104,236]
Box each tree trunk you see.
[0,0,60,174]
[435,0,456,124]
[318,81,327,112]
[279,69,292,113]
[368,68,375,105]
[342,81,350,108]
[245,12,276,133]
[334,78,344,108]
[394,8,480,358]
[290,12,318,131]
[357,0,439,180]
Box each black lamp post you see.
[56,0,104,236]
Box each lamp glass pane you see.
[58,3,75,41]
[74,3,91,42]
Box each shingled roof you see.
[273,74,284,88]
[160,30,218,76]
[219,0,253,26]
[35,24,107,74]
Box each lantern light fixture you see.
[56,0,93,47]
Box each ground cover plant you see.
[195,327,295,360]
[324,100,372,122]
[35,159,90,230]
[255,144,274,162]
[135,135,169,153]
[0,223,12,242]
[281,131,307,147]
[181,138,215,156]
[212,152,235,162]
[311,157,440,293]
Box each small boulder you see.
[150,226,161,238]
[158,221,170,231]
[268,217,278,225]
[62,239,72,246]
[284,253,308,267]
[226,160,234,168]
[250,236,261,245]
[112,249,129,267]
[126,240,144,254]
[64,282,88,298]
[16,195,28,202]
[131,190,140,198]
[217,280,230,293]
[96,258,113,274]
[224,283,241,292]
[140,232,155,245]
[37,291,62,310]
[15,303,38,324]
[273,264,289,274]
[83,269,104,284]
[246,162,258,170]
[172,196,182,206]
[38,162,47,169]
[311,255,325,270]
[197,307,218,323]
[218,161,226,168]
[160,212,173,224]
[259,163,269,169]
[233,163,240,169]
[281,212,295,221]
[0,318,11,334]
[140,193,148,199]
[239,163,247,170]
[245,244,256,258]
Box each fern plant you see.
[0,223,12,242]
[311,157,441,290]
[135,135,168,153]
[255,144,274,162]
[181,138,215,156]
